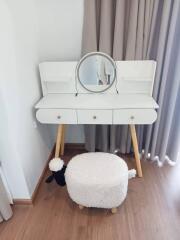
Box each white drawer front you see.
[113,109,157,124]
[36,109,77,124]
[77,110,112,124]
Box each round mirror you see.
[76,52,116,93]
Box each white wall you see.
[36,0,85,143]
[0,0,84,199]
[0,0,30,199]
[0,0,55,198]
[37,0,84,61]
[6,0,56,196]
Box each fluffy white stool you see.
[65,152,136,213]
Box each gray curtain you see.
[0,175,13,223]
[82,0,180,164]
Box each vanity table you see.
[35,52,158,177]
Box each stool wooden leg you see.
[129,125,143,177]
[55,124,63,158]
[111,208,117,214]
[60,125,65,156]
[79,205,84,210]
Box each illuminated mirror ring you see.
[76,52,116,93]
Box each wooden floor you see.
[0,149,180,240]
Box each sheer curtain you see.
[0,175,13,223]
[82,0,180,164]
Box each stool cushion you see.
[65,152,129,208]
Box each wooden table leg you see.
[55,124,63,158]
[60,125,65,155]
[129,124,143,177]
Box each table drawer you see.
[36,109,77,124]
[77,110,112,124]
[113,109,157,124]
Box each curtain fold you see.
[0,175,13,223]
[145,0,180,164]
[82,0,180,164]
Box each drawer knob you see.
[93,116,97,119]
[57,115,61,119]
[130,116,135,120]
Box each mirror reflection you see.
[77,52,116,93]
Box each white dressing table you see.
[35,57,158,177]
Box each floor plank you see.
[0,150,180,240]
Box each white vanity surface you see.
[35,93,158,110]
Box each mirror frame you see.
[76,51,117,93]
